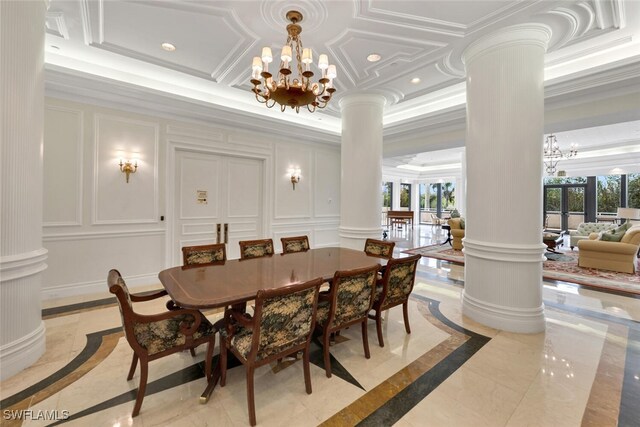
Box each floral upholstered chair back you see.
[364,238,395,259]
[328,266,379,328]
[379,255,421,309]
[182,243,226,266]
[239,239,275,260]
[229,279,322,362]
[281,235,310,254]
[108,269,133,333]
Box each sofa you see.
[448,218,465,251]
[577,225,640,273]
[569,222,617,250]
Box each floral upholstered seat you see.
[369,254,421,347]
[220,278,322,426]
[182,243,226,266]
[315,265,379,378]
[239,238,275,260]
[363,238,395,259]
[108,269,216,417]
[281,235,310,254]
[569,222,617,249]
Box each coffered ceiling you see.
[45,0,640,136]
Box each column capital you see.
[462,23,552,67]
[339,92,386,111]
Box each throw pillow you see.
[601,231,625,242]
[450,209,460,218]
[610,222,631,235]
[459,218,465,229]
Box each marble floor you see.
[1,225,639,426]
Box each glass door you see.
[544,184,586,232]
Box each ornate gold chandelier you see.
[250,11,336,113]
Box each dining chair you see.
[220,277,323,426]
[369,254,421,347]
[281,235,310,254]
[239,238,274,260]
[108,269,216,417]
[182,243,226,266]
[315,264,379,378]
[364,238,395,259]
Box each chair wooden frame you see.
[370,254,421,347]
[281,235,310,254]
[181,243,227,267]
[364,238,395,260]
[220,278,323,426]
[239,238,275,260]
[316,265,379,378]
[108,269,215,417]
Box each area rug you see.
[404,244,640,295]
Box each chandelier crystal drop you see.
[250,11,336,113]
[543,134,578,176]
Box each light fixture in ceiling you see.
[161,42,176,52]
[250,10,336,113]
[367,53,381,62]
[543,134,577,176]
[410,77,421,84]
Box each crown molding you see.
[44,65,341,145]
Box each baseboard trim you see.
[0,321,46,381]
[41,273,159,300]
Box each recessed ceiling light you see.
[161,42,176,52]
[411,77,421,84]
[367,53,381,62]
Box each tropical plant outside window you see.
[400,183,411,208]
[441,182,456,210]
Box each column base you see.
[0,321,46,381]
[462,292,545,333]
[339,226,383,250]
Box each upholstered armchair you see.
[220,278,322,426]
[370,254,421,347]
[448,218,465,251]
[281,235,310,253]
[239,239,274,260]
[578,225,640,273]
[569,222,617,250]
[108,269,216,417]
[315,265,379,378]
[364,238,395,259]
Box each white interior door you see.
[174,150,263,264]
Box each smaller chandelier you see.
[543,134,577,176]
[250,11,336,113]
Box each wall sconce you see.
[119,159,138,183]
[289,167,301,190]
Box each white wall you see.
[42,98,340,299]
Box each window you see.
[382,182,392,209]
[429,184,438,209]
[597,175,621,214]
[441,181,456,210]
[419,184,426,210]
[629,173,640,209]
[400,183,411,209]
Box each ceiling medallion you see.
[250,10,336,113]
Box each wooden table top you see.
[158,247,389,309]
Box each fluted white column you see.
[339,94,386,249]
[461,24,551,333]
[458,152,467,217]
[0,0,48,379]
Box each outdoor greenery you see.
[597,175,621,214]
[400,183,411,208]
[382,182,392,208]
[629,173,640,209]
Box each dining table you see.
[158,246,391,402]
